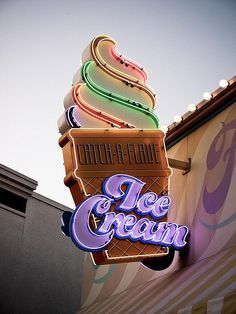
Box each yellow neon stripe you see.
[91,35,157,109]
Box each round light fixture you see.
[174,115,182,123]
[203,92,212,101]
[160,125,168,133]
[219,79,229,88]
[188,104,197,112]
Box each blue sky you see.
[0,0,235,207]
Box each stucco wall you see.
[0,168,85,314]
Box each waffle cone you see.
[59,128,172,264]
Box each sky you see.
[0,0,235,208]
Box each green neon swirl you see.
[81,61,159,128]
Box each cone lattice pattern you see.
[83,176,168,259]
[59,128,171,264]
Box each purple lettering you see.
[172,225,189,248]
[68,174,189,252]
[97,215,189,249]
[203,119,236,214]
[136,192,171,219]
[98,212,137,239]
[102,174,145,211]
[70,195,114,251]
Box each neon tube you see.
[72,84,134,128]
[65,105,81,128]
[81,61,159,128]
[91,36,156,109]
[111,47,148,83]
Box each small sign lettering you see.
[76,143,160,165]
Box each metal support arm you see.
[168,158,191,175]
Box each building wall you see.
[0,165,85,314]
[167,102,236,264]
[77,102,236,309]
[2,102,234,313]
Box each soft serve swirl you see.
[58,35,159,133]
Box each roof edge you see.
[165,76,236,149]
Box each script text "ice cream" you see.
[69,174,189,252]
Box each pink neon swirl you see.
[72,84,134,129]
[111,47,147,83]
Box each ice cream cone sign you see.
[58,35,189,269]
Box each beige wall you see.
[168,103,236,264]
[79,103,236,308]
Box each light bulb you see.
[203,92,212,101]
[174,115,182,123]
[219,79,229,88]
[160,125,168,133]
[188,104,197,112]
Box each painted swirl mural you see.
[202,119,236,221]
[79,104,236,309]
[58,35,159,133]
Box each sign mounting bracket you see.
[168,158,191,175]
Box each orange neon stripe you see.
[72,84,134,129]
